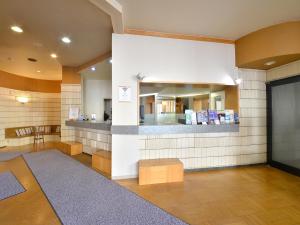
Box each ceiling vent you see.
[27,58,37,62]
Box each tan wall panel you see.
[236,21,300,69]
[0,70,61,93]
[225,86,239,113]
[62,66,81,84]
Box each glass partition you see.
[139,83,239,125]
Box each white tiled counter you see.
[74,128,111,155]
[65,120,112,155]
[138,69,267,170]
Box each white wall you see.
[111,34,237,178]
[112,134,139,179]
[112,33,236,126]
[83,80,112,121]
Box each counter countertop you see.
[65,120,239,135]
[65,120,111,131]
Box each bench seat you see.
[139,158,184,185]
[57,141,83,156]
[92,150,111,175]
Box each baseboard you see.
[185,163,267,172]
[112,174,138,180]
[112,163,267,180]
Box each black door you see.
[267,75,300,176]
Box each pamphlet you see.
[196,111,208,124]
[185,110,193,125]
[208,110,218,124]
[191,112,197,125]
[225,110,234,124]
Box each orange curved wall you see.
[0,70,61,93]
[235,21,300,69]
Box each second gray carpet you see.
[0,171,25,200]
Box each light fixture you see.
[177,93,209,98]
[37,70,41,73]
[16,96,29,104]
[50,53,57,58]
[139,93,158,97]
[235,78,242,85]
[265,61,276,66]
[136,73,146,81]
[91,67,96,71]
[11,26,23,33]
[61,37,71,44]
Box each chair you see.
[33,126,44,144]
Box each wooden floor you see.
[118,166,300,225]
[1,143,300,225]
[0,156,61,225]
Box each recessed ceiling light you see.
[11,26,23,33]
[265,61,276,66]
[61,37,71,44]
[50,53,57,58]
[37,70,41,73]
[91,67,96,71]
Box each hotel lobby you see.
[1,0,300,225]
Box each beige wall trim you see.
[0,70,61,93]
[76,51,112,72]
[267,59,300,81]
[89,0,124,33]
[125,29,235,44]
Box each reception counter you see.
[65,120,111,131]
[66,120,239,135]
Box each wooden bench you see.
[92,150,111,175]
[139,158,184,185]
[56,141,83,156]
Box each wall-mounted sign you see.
[69,107,80,120]
[118,86,131,102]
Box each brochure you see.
[185,110,193,125]
[225,110,234,123]
[196,111,208,124]
[208,110,218,124]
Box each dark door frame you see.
[266,74,300,177]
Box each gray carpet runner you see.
[0,171,25,200]
[23,150,187,225]
[0,152,26,161]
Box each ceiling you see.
[0,0,112,80]
[118,0,300,40]
[1,0,300,80]
[81,58,112,80]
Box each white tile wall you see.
[267,59,300,81]
[75,128,111,155]
[60,84,82,142]
[0,87,61,146]
[139,69,267,169]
